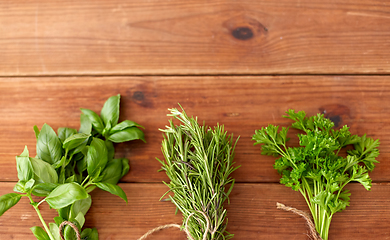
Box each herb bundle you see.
[158,107,239,240]
[0,94,144,240]
[252,109,380,240]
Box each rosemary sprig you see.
[157,107,240,240]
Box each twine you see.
[57,210,209,240]
[59,221,81,240]
[138,210,210,240]
[58,204,321,240]
[138,224,181,240]
[276,202,323,240]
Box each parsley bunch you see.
[0,95,144,240]
[158,107,239,240]
[252,110,380,240]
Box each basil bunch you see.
[0,94,145,240]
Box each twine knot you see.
[138,210,210,240]
[276,202,323,240]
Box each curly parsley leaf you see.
[253,109,380,240]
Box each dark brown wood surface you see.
[1,0,390,239]
[1,0,390,75]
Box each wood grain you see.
[1,0,390,76]
[0,77,388,183]
[0,182,388,240]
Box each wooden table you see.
[1,1,389,239]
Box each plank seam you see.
[1,73,390,78]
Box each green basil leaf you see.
[108,127,145,143]
[33,125,40,139]
[16,146,34,181]
[100,94,120,127]
[85,185,96,193]
[36,124,63,164]
[121,158,130,178]
[102,120,112,138]
[76,157,87,175]
[80,109,104,134]
[72,142,88,156]
[25,179,35,191]
[89,228,99,240]
[14,179,37,193]
[30,226,50,240]
[71,152,84,162]
[75,212,85,228]
[80,228,98,240]
[64,220,81,240]
[46,183,89,209]
[79,113,92,134]
[0,193,22,216]
[65,175,75,183]
[81,145,89,156]
[59,167,66,184]
[58,128,78,143]
[100,159,122,185]
[57,205,71,220]
[110,120,144,134]
[30,157,58,184]
[49,223,61,240]
[54,156,66,169]
[63,133,90,151]
[80,228,92,239]
[105,140,115,161]
[95,182,127,203]
[86,138,108,177]
[13,181,26,193]
[91,167,104,183]
[54,216,64,226]
[70,195,91,219]
[32,183,59,197]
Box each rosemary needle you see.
[157,107,240,240]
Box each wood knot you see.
[132,91,144,101]
[319,104,351,128]
[223,15,267,43]
[128,87,155,108]
[232,27,253,40]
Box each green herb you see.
[158,107,239,240]
[252,109,380,240]
[0,94,144,240]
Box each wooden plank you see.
[1,0,390,76]
[0,182,388,239]
[0,77,389,183]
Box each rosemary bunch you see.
[158,107,239,240]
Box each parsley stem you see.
[274,142,298,169]
[27,194,55,240]
[320,207,326,237]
